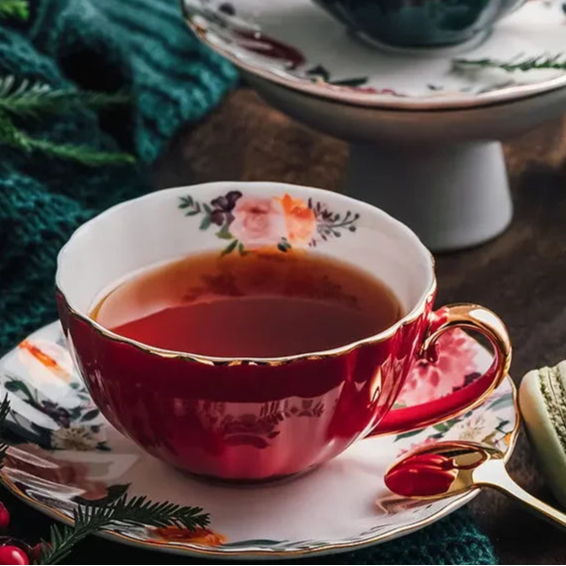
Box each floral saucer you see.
[0,322,518,559]
[182,0,566,110]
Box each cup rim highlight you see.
[56,181,436,365]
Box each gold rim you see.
[180,0,566,112]
[57,279,436,366]
[55,180,437,366]
[0,378,520,559]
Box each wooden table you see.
[7,88,566,563]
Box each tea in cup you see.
[56,182,511,481]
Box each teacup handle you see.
[375,304,512,435]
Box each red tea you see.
[91,251,403,357]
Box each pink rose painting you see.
[230,197,287,247]
[179,190,359,255]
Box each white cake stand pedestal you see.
[249,74,566,252]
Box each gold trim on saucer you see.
[0,379,520,560]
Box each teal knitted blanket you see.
[0,1,496,563]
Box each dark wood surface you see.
[6,88,566,563]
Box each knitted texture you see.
[0,0,236,352]
[0,2,497,564]
[158,509,496,565]
[294,509,496,565]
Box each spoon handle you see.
[473,459,566,531]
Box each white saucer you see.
[182,0,566,110]
[0,322,518,559]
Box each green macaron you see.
[520,362,566,508]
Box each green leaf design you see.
[331,77,368,87]
[488,394,513,410]
[80,409,100,422]
[4,379,33,402]
[221,240,239,256]
[433,422,453,434]
[394,429,423,442]
[184,210,200,217]
[495,418,510,433]
[179,196,194,209]
[454,55,566,74]
[216,224,233,240]
[237,242,247,256]
[307,64,330,82]
[68,406,82,420]
[199,215,212,231]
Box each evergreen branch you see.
[23,139,136,166]
[0,76,134,164]
[0,86,131,119]
[454,54,566,73]
[0,111,135,166]
[0,76,50,99]
[41,493,209,564]
[0,0,29,20]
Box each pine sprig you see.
[0,0,29,20]
[0,396,210,563]
[454,54,566,73]
[0,75,135,166]
[41,494,209,565]
[0,76,51,99]
[0,81,131,120]
[0,111,134,166]
[24,138,136,166]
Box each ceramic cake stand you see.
[249,76,566,251]
[183,0,566,251]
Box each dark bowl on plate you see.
[314,0,526,48]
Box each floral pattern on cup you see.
[393,328,515,453]
[179,191,358,255]
[394,391,515,455]
[397,330,478,407]
[0,337,109,452]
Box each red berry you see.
[0,546,29,565]
[0,503,10,530]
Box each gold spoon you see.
[384,440,566,530]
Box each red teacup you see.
[56,182,511,481]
